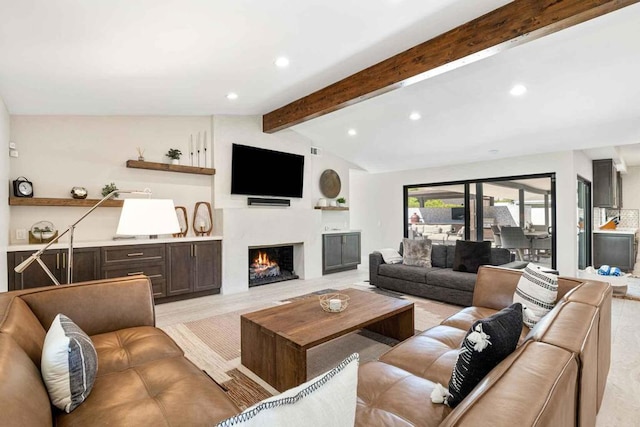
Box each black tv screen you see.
[231,144,305,198]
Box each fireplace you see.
[248,245,299,287]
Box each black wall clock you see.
[13,176,34,198]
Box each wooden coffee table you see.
[240,288,414,391]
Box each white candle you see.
[198,220,205,230]
[203,131,207,150]
[197,132,201,151]
[329,299,341,311]
[190,134,193,153]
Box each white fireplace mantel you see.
[216,208,323,294]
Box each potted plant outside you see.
[166,148,182,165]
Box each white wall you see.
[9,116,213,243]
[622,165,640,210]
[351,150,590,276]
[0,98,10,292]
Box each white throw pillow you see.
[217,353,359,427]
[378,248,403,264]
[513,263,559,328]
[41,314,98,413]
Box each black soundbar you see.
[247,197,291,207]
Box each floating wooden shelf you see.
[9,197,124,207]
[126,160,215,175]
[314,206,349,211]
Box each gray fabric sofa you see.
[369,243,520,306]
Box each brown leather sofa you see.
[356,265,612,427]
[0,276,240,427]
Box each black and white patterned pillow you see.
[41,314,98,413]
[513,263,558,327]
[439,303,522,408]
[217,353,359,427]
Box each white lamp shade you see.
[116,199,181,236]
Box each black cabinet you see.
[322,232,361,274]
[8,248,100,290]
[593,233,636,272]
[167,240,222,296]
[593,159,621,208]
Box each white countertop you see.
[8,235,223,252]
[592,228,638,235]
[322,229,361,235]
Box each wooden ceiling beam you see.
[263,0,639,133]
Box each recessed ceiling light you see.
[409,112,421,121]
[347,129,357,136]
[509,84,527,96]
[226,92,238,100]
[275,57,290,68]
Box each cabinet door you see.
[193,241,221,291]
[342,233,361,267]
[12,250,62,290]
[593,159,617,207]
[167,242,193,296]
[593,234,634,272]
[323,235,344,273]
[62,248,100,284]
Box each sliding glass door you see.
[404,173,556,269]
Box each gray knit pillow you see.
[402,238,432,268]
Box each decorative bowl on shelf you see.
[319,293,350,313]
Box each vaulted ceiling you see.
[1,0,638,173]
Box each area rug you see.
[160,284,460,409]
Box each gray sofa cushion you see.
[378,264,433,284]
[446,246,456,268]
[431,245,447,268]
[490,248,512,266]
[426,269,477,293]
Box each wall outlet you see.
[9,149,18,158]
[16,229,27,240]
[8,141,16,149]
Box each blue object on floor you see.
[598,265,611,275]
[610,267,622,276]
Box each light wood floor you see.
[155,269,640,426]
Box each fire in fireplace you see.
[248,245,298,287]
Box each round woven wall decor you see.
[319,169,341,198]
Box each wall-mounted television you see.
[231,144,305,198]
[451,207,465,220]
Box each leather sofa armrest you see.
[369,252,384,286]
[18,276,155,336]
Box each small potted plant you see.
[336,197,346,207]
[101,182,119,198]
[166,148,182,165]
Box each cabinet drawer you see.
[103,264,166,297]
[102,244,165,265]
[103,263,165,280]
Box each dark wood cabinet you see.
[67,248,101,284]
[593,232,636,272]
[593,159,620,208]
[8,247,100,290]
[101,244,167,299]
[167,240,222,296]
[7,239,222,301]
[322,232,361,274]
